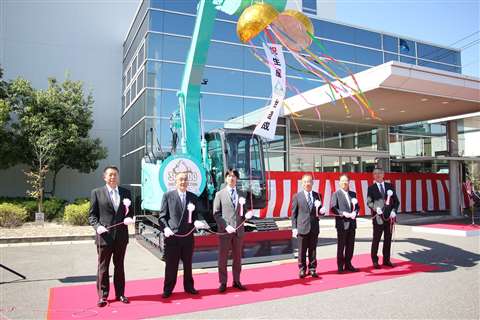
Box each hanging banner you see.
[253,43,286,140]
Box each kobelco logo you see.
[160,156,206,195]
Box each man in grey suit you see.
[331,174,360,274]
[291,174,324,278]
[158,172,206,298]
[213,169,250,293]
[367,167,400,269]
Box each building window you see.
[303,0,317,15]
[399,38,415,57]
[382,35,398,53]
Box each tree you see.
[7,75,107,212]
[9,78,62,213]
[39,78,107,195]
[0,66,21,169]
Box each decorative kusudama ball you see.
[237,3,279,43]
[271,10,314,51]
[282,10,314,35]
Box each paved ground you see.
[1,212,474,243]
[1,216,479,320]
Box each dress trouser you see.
[336,228,356,270]
[297,231,319,271]
[371,222,393,264]
[97,241,127,298]
[163,235,195,293]
[218,233,243,284]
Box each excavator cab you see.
[206,129,267,209]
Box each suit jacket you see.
[158,190,199,235]
[367,182,400,224]
[291,190,321,235]
[213,187,249,237]
[89,185,133,246]
[330,189,360,230]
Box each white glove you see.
[225,225,236,234]
[350,211,357,219]
[342,211,350,217]
[292,228,298,238]
[164,227,174,238]
[96,226,108,234]
[390,211,397,218]
[194,220,207,229]
[376,207,383,215]
[245,210,254,219]
[123,217,135,225]
[319,207,327,215]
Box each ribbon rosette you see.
[314,199,322,216]
[386,190,393,205]
[123,198,131,215]
[350,198,358,219]
[238,197,246,216]
[187,202,195,224]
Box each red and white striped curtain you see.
[252,172,468,218]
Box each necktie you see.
[181,193,186,211]
[307,192,313,210]
[112,189,119,212]
[230,188,236,209]
[380,183,385,198]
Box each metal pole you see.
[447,120,461,216]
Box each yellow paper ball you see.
[237,3,279,43]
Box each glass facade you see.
[121,0,466,196]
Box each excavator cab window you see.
[206,132,224,190]
[224,132,267,209]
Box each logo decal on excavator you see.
[159,155,206,196]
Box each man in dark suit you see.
[213,169,252,293]
[331,174,360,274]
[367,167,400,269]
[291,174,324,278]
[89,166,134,307]
[158,172,206,298]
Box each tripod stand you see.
[0,264,26,279]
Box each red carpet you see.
[47,254,437,319]
[421,223,480,230]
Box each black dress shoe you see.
[162,291,172,299]
[97,298,107,307]
[233,282,247,290]
[310,270,319,278]
[373,262,381,269]
[337,269,344,274]
[346,266,360,272]
[299,270,306,278]
[116,295,129,304]
[383,261,395,267]
[218,283,227,293]
[185,288,199,295]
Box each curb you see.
[0,234,136,244]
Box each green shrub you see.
[0,197,67,221]
[20,200,37,221]
[0,203,28,227]
[73,197,90,205]
[43,197,67,221]
[64,202,90,226]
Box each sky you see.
[332,0,480,78]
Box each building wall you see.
[0,0,140,200]
[120,0,463,197]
